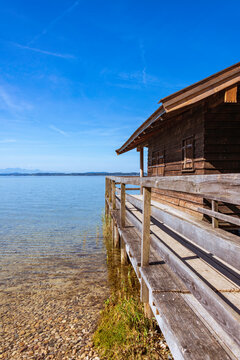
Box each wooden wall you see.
[147,86,240,220]
[147,103,205,217]
[203,99,240,228]
[204,103,240,174]
[148,103,205,178]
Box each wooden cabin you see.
[116,62,240,224]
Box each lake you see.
[0,176,109,359]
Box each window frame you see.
[182,136,195,172]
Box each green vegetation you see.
[93,213,172,359]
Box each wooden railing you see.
[105,174,240,351]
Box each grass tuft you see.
[94,212,173,359]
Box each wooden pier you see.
[105,174,240,360]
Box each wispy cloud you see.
[117,71,161,87]
[138,39,147,85]
[0,139,16,143]
[28,0,80,45]
[0,86,21,111]
[13,43,75,59]
[0,85,32,113]
[50,125,68,136]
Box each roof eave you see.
[115,106,165,155]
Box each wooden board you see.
[107,196,239,359]
[108,173,240,205]
[152,292,232,360]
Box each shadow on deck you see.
[105,174,240,360]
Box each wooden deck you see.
[105,174,240,360]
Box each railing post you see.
[112,180,116,210]
[140,185,154,319]
[120,183,126,228]
[211,200,219,228]
[113,223,120,248]
[141,186,151,267]
[105,177,109,216]
[109,179,112,204]
[140,148,144,195]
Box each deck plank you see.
[107,197,240,359]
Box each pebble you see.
[0,258,108,360]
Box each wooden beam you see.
[105,177,108,198]
[109,180,112,203]
[150,234,240,347]
[123,193,240,270]
[115,198,240,346]
[211,200,219,228]
[120,183,126,228]
[224,86,237,103]
[198,206,240,227]
[140,147,144,195]
[113,224,120,248]
[112,180,116,210]
[107,174,240,205]
[126,187,140,191]
[120,236,128,265]
[140,148,144,178]
[141,187,151,267]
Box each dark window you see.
[182,137,194,171]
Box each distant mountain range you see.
[0,168,43,174]
[0,168,139,176]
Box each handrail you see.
[108,174,240,205]
[115,189,240,270]
[105,174,240,352]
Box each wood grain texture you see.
[108,197,237,359]
[123,192,240,270]
[120,183,126,228]
[107,173,240,205]
[141,187,151,267]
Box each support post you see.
[105,178,109,217]
[141,186,151,267]
[121,183,126,228]
[140,147,144,195]
[113,224,120,248]
[211,200,219,228]
[112,180,116,210]
[120,236,128,265]
[140,278,153,319]
[109,180,112,204]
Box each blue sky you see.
[0,0,239,172]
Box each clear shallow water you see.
[0,176,107,287]
[0,176,110,359]
[0,176,105,257]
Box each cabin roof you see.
[116,62,240,155]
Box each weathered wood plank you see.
[140,264,188,293]
[141,187,151,267]
[112,197,237,359]
[152,292,232,360]
[211,200,219,228]
[109,179,112,203]
[198,206,240,227]
[150,233,240,347]
[120,183,126,228]
[107,174,240,205]
[184,293,240,360]
[126,187,140,191]
[112,180,116,210]
[123,193,240,270]
[114,195,240,345]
